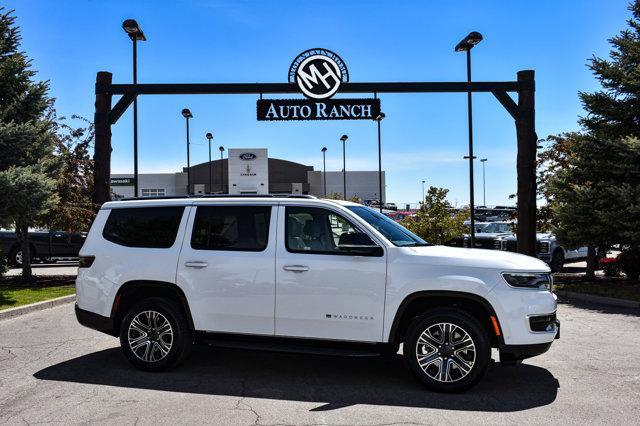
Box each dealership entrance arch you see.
[92,59,537,255]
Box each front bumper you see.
[499,318,559,364]
[75,304,116,336]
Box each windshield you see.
[347,206,429,247]
[482,223,511,233]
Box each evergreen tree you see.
[548,1,640,279]
[0,8,58,278]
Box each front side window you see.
[103,207,185,248]
[191,206,271,251]
[286,206,376,255]
[347,206,429,247]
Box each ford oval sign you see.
[239,153,257,161]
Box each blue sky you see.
[4,0,629,206]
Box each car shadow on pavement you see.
[34,346,559,411]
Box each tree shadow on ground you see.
[35,346,559,412]
[558,298,640,317]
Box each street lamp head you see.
[376,112,386,121]
[321,147,327,152]
[181,108,193,118]
[340,134,348,142]
[455,31,483,52]
[218,146,224,152]
[206,132,213,140]
[122,19,146,41]
[480,158,488,162]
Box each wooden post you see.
[93,71,113,209]
[515,70,537,256]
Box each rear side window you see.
[191,206,271,251]
[103,207,185,248]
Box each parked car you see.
[448,221,512,249]
[383,202,398,211]
[385,210,414,222]
[0,229,86,266]
[75,196,558,393]
[494,233,588,272]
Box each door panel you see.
[177,204,277,335]
[275,205,387,342]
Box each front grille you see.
[506,240,518,252]
[537,241,550,253]
[529,313,557,332]
[473,237,497,250]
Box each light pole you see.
[421,180,425,207]
[480,158,488,206]
[206,132,213,194]
[181,108,193,194]
[219,146,225,193]
[455,31,483,247]
[122,19,146,197]
[321,147,327,197]
[340,134,348,200]
[376,112,385,212]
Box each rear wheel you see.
[404,308,491,393]
[119,298,192,371]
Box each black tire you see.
[403,308,491,393]
[8,247,22,267]
[550,249,564,273]
[119,297,192,372]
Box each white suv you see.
[75,196,559,393]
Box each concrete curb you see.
[0,294,76,320]
[556,290,640,309]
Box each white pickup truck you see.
[75,196,559,393]
[495,233,589,272]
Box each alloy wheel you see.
[127,310,174,362]
[415,322,476,383]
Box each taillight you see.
[78,255,95,268]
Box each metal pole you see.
[186,117,190,195]
[322,150,327,197]
[421,180,425,206]
[342,140,346,200]
[132,37,139,197]
[208,138,212,194]
[377,119,383,212]
[482,160,486,206]
[466,49,476,247]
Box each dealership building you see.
[111,148,385,201]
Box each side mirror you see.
[338,232,383,256]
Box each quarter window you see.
[103,207,184,248]
[285,206,376,254]
[191,206,271,251]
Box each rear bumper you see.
[75,304,116,336]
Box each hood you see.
[406,245,550,271]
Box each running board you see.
[197,333,385,358]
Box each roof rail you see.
[118,194,317,201]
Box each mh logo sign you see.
[289,49,349,100]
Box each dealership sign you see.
[110,177,135,186]
[257,48,380,121]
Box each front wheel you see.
[404,308,491,393]
[119,298,192,371]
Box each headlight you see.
[502,272,552,290]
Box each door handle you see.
[282,265,309,273]
[185,261,208,268]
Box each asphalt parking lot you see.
[0,299,639,425]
